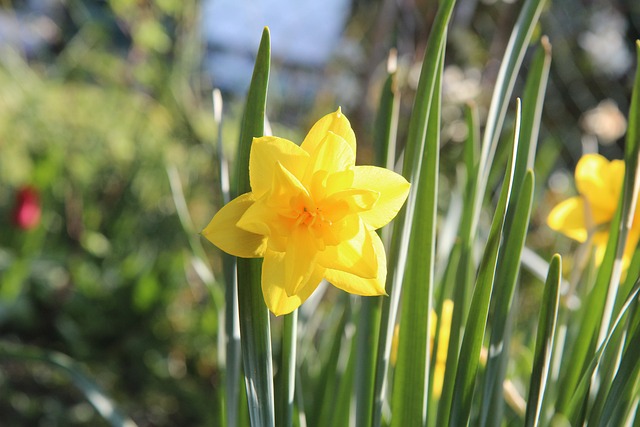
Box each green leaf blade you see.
[449,101,522,427]
[438,1,548,423]
[371,1,456,425]
[235,27,275,427]
[479,36,550,426]
[525,254,562,427]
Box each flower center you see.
[295,206,332,228]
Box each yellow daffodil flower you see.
[390,299,453,398]
[547,153,640,268]
[203,109,410,316]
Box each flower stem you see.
[277,310,298,427]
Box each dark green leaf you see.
[235,27,275,427]
[525,254,562,427]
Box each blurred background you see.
[0,0,638,425]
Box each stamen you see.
[293,205,333,237]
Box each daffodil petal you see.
[607,159,625,191]
[236,195,290,252]
[202,193,267,258]
[321,188,379,222]
[269,161,312,209]
[547,196,589,242]
[303,131,355,186]
[237,196,279,236]
[284,225,319,296]
[250,136,310,198]
[324,229,387,295]
[437,300,454,364]
[318,212,360,247]
[301,108,356,156]
[262,250,324,316]
[575,154,623,215]
[317,218,378,279]
[433,361,446,398]
[326,170,354,193]
[390,324,400,365]
[352,166,410,230]
[241,162,309,233]
[433,299,453,398]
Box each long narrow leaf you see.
[471,0,549,237]
[565,279,640,424]
[449,100,522,427]
[211,87,243,427]
[313,301,352,427]
[331,326,358,427]
[480,35,551,426]
[525,254,562,427]
[372,1,456,425]
[438,2,547,422]
[517,36,552,173]
[235,27,274,427]
[592,304,640,426]
[355,53,399,427]
[276,311,297,427]
[480,169,535,427]
[436,105,479,427]
[391,41,445,427]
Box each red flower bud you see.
[12,186,41,230]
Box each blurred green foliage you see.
[0,1,227,425]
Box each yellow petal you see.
[437,299,454,364]
[547,196,589,243]
[303,131,355,186]
[607,159,625,193]
[300,108,356,156]
[268,161,313,210]
[202,193,268,258]
[321,188,379,221]
[352,166,411,230]
[324,229,387,295]
[317,218,378,279]
[326,170,355,193]
[433,299,453,398]
[250,136,310,198]
[284,225,319,296]
[315,212,360,247]
[390,324,400,365]
[547,196,588,242]
[237,194,289,252]
[261,250,325,316]
[236,195,280,236]
[575,154,622,218]
[433,360,446,398]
